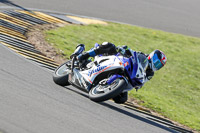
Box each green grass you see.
[45,22,200,131]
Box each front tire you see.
[89,78,127,102]
[53,61,71,86]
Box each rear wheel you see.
[89,78,127,102]
[112,92,128,104]
[53,61,71,86]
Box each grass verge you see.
[45,22,200,131]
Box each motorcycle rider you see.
[76,42,167,104]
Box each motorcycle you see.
[53,44,148,102]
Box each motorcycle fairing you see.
[68,56,123,92]
[80,56,124,85]
[68,51,147,93]
[68,69,92,92]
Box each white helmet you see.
[148,50,167,72]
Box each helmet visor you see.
[153,54,163,70]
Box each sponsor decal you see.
[88,65,107,76]
[88,63,113,77]
[124,62,129,67]
[81,77,87,88]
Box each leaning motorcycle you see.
[53,44,148,102]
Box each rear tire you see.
[112,92,128,104]
[53,62,71,86]
[89,78,127,102]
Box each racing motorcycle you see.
[53,44,148,102]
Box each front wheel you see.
[89,78,127,102]
[53,61,71,86]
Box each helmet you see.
[148,50,167,71]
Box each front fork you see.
[68,56,91,93]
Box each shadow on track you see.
[65,86,89,99]
[99,102,177,133]
[0,0,33,12]
[64,86,176,132]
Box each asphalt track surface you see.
[0,1,195,133]
[0,44,177,133]
[0,0,200,37]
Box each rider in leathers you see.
[77,42,167,104]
